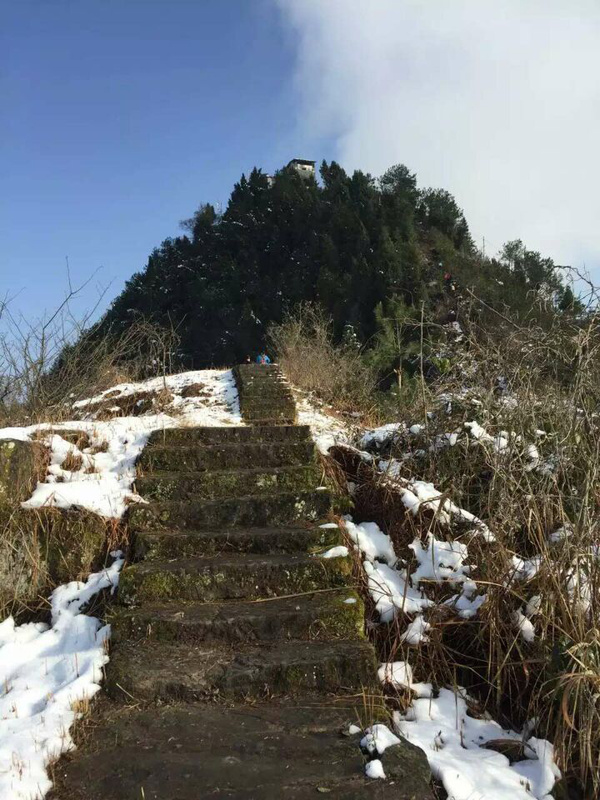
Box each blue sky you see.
[1,1,333,322]
[2,0,599,325]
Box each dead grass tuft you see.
[328,301,600,796]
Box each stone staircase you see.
[51,365,431,799]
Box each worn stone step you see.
[236,363,283,376]
[146,424,311,446]
[235,366,288,383]
[240,397,295,411]
[134,524,341,560]
[128,490,331,530]
[135,465,320,502]
[106,638,378,701]
[241,394,294,405]
[250,416,296,427]
[245,415,296,427]
[138,441,315,472]
[244,408,296,422]
[118,552,352,605]
[111,591,364,645]
[237,387,292,400]
[51,700,433,800]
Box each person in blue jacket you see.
[256,352,271,365]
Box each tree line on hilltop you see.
[74,160,580,375]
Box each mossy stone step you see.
[236,387,292,400]
[111,591,364,645]
[51,700,433,800]
[118,552,352,605]
[234,364,298,426]
[134,524,341,560]
[138,441,315,472]
[238,388,294,401]
[128,490,331,530]
[236,363,283,376]
[146,424,311,446]
[242,407,297,422]
[135,465,320,503]
[245,415,297,427]
[240,397,295,410]
[106,638,377,702]
[242,393,294,404]
[250,416,297,427]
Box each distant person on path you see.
[256,352,271,365]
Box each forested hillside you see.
[88,160,577,368]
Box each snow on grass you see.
[341,452,560,796]
[363,559,434,622]
[0,554,124,800]
[319,545,349,559]
[361,724,402,756]
[295,396,351,454]
[378,661,432,698]
[364,759,386,779]
[395,687,560,800]
[344,518,397,566]
[71,369,239,414]
[358,422,404,450]
[0,369,242,519]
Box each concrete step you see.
[243,410,296,425]
[135,465,321,502]
[50,700,433,800]
[111,591,364,645]
[235,363,285,378]
[137,441,315,472]
[118,552,352,605]
[128,490,331,530]
[240,396,296,411]
[133,524,341,560]
[233,364,298,426]
[236,386,292,400]
[146,424,311,446]
[106,639,378,702]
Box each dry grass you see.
[268,303,381,421]
[328,302,600,797]
[0,305,181,428]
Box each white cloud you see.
[276,0,600,278]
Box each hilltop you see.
[78,159,579,371]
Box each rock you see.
[0,506,109,614]
[0,438,45,504]
[383,739,432,789]
[35,507,109,584]
[0,505,47,611]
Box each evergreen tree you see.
[85,160,580,368]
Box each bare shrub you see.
[0,295,181,427]
[268,303,380,420]
[331,299,600,796]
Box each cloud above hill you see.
[276,0,600,278]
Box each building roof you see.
[288,158,316,167]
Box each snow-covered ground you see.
[295,395,352,454]
[0,369,242,800]
[0,555,123,800]
[0,369,242,518]
[294,387,561,797]
[0,368,564,798]
[342,517,561,799]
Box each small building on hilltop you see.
[287,158,316,179]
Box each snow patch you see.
[0,555,124,800]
